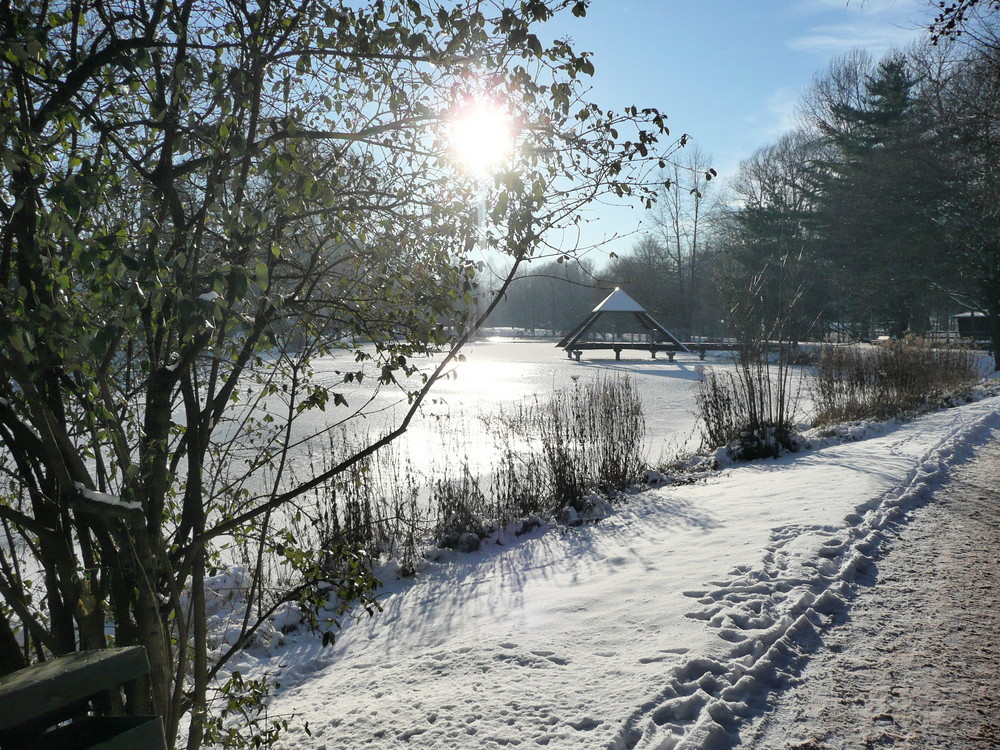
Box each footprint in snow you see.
[531,650,570,666]
[493,651,569,668]
[684,606,721,621]
[716,628,746,643]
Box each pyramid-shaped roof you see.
[592,288,645,313]
[556,287,690,355]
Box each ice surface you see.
[285,341,772,481]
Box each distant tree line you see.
[714,17,1000,357]
[499,9,1000,360]
[487,148,726,341]
[486,259,603,334]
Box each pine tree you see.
[810,55,951,337]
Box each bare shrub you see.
[481,374,646,515]
[307,374,648,571]
[536,389,591,511]
[536,376,646,511]
[431,468,488,552]
[485,410,549,523]
[695,368,741,450]
[301,431,426,574]
[588,376,648,491]
[696,338,803,461]
[701,261,807,460]
[812,342,986,425]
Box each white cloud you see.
[793,0,919,17]
[789,0,932,56]
[733,86,799,138]
[758,86,800,139]
[707,86,801,183]
[789,21,921,55]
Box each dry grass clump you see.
[696,339,802,461]
[812,342,984,425]
[304,374,647,569]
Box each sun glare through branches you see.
[447,97,516,176]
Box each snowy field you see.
[213,344,1000,750]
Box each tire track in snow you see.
[608,407,1000,750]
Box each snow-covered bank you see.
[225,393,1000,750]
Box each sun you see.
[448,98,515,176]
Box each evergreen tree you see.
[929,42,1000,359]
[810,55,951,336]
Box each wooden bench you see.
[0,646,166,749]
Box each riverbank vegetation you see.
[290,374,645,577]
[811,342,987,426]
[694,339,988,461]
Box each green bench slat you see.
[32,716,165,750]
[0,647,150,730]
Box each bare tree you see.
[647,146,717,336]
[715,131,827,342]
[797,48,875,138]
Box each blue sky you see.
[538,0,938,260]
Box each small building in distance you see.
[954,311,990,342]
[557,288,690,361]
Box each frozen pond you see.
[400,339,710,464]
[285,339,814,485]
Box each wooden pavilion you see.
[556,288,690,361]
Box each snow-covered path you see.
[742,436,1000,749]
[237,395,1000,750]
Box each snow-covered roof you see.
[592,287,645,313]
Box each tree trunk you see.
[0,615,26,676]
[989,310,1000,371]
